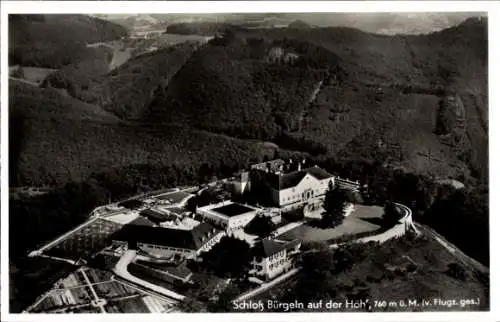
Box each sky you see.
[95,12,485,35]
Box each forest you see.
[9,14,128,68]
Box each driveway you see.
[113,250,185,301]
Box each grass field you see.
[154,190,193,204]
[109,48,133,70]
[9,66,57,84]
[20,67,57,83]
[278,205,384,242]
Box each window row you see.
[270,250,285,261]
[269,258,287,270]
[142,243,190,253]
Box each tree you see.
[332,247,355,273]
[11,66,25,79]
[345,189,363,204]
[178,296,207,312]
[446,262,467,281]
[196,187,222,207]
[208,284,240,312]
[301,250,334,279]
[321,182,349,227]
[197,162,213,184]
[293,250,335,302]
[243,215,276,238]
[201,236,252,278]
[382,202,402,227]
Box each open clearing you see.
[10,66,57,84]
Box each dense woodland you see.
[9,15,489,311]
[9,15,128,68]
[10,17,488,185]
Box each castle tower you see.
[233,171,250,195]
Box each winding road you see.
[112,250,186,302]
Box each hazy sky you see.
[97,12,484,35]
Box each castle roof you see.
[252,238,301,259]
[268,166,333,190]
[113,222,220,250]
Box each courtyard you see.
[154,191,193,204]
[277,205,384,243]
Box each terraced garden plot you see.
[31,286,94,312]
[43,218,123,261]
[85,268,114,284]
[93,281,140,299]
[105,296,151,313]
[66,306,102,313]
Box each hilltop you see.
[9,16,489,267]
[288,19,311,29]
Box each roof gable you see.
[252,238,301,259]
[267,166,333,190]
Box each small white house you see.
[250,238,301,281]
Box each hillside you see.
[41,46,114,97]
[148,17,487,182]
[11,17,487,185]
[41,42,200,120]
[9,14,128,68]
[11,16,487,186]
[251,234,489,312]
[9,79,274,187]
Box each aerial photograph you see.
[7,10,488,314]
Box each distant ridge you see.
[288,19,311,29]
